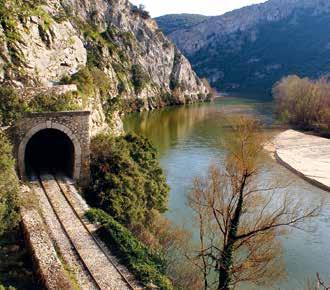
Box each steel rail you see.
[37,173,136,290]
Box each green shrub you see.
[66,67,94,97]
[131,5,151,20]
[29,92,81,112]
[0,86,28,126]
[62,66,112,101]
[87,133,169,227]
[61,66,124,126]
[0,84,86,126]
[0,285,16,290]
[90,67,111,100]
[86,208,173,289]
[131,64,149,94]
[0,131,20,236]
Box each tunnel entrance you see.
[25,129,74,178]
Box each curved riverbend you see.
[124,97,330,289]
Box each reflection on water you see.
[124,97,330,290]
[124,103,216,155]
[124,97,274,155]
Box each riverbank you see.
[124,97,330,288]
[274,130,330,192]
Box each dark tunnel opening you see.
[25,129,74,178]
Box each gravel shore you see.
[274,130,330,191]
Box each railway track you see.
[36,173,136,290]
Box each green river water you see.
[124,96,330,289]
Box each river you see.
[124,96,330,289]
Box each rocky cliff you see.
[157,0,330,94]
[0,0,209,134]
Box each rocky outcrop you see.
[0,0,209,134]
[158,0,330,92]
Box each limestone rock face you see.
[19,18,87,85]
[75,0,209,103]
[167,0,330,56]
[0,0,209,134]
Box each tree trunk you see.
[218,245,233,290]
[218,173,247,290]
[199,212,208,290]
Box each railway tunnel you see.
[25,129,74,178]
[12,111,91,186]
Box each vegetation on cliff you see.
[0,86,81,126]
[0,131,20,235]
[273,75,330,135]
[0,87,27,127]
[0,0,209,117]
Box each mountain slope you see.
[156,14,208,35]
[157,0,330,94]
[0,0,209,133]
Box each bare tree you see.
[187,116,321,290]
[306,273,330,290]
[316,274,330,290]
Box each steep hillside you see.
[0,0,209,134]
[156,14,208,35]
[157,0,330,94]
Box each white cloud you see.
[129,0,267,17]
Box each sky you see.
[129,0,267,17]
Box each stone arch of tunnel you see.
[18,122,82,181]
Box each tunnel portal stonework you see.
[12,111,91,186]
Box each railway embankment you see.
[20,185,74,290]
[20,175,139,290]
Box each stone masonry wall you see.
[11,111,90,185]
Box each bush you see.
[0,86,28,126]
[65,67,94,97]
[29,92,80,112]
[131,64,149,94]
[61,66,119,124]
[0,131,20,236]
[85,208,173,289]
[131,5,151,19]
[87,133,169,227]
[68,66,111,99]
[0,285,16,290]
[273,75,330,135]
[0,85,83,126]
